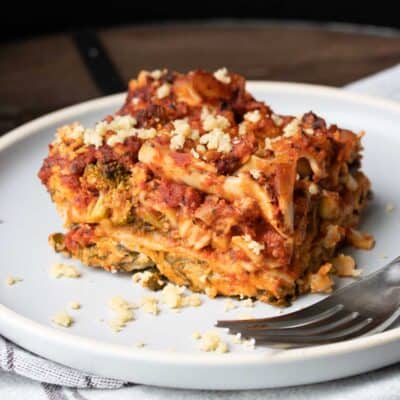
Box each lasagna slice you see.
[38,68,373,304]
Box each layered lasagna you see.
[38,68,373,304]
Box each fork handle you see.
[381,256,400,286]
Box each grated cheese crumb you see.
[86,115,137,148]
[243,338,256,349]
[182,293,202,307]
[196,144,206,153]
[264,137,273,150]
[51,263,81,279]
[223,299,237,312]
[149,69,164,80]
[5,276,23,286]
[303,127,314,135]
[213,67,231,84]
[244,110,261,123]
[199,331,229,353]
[190,148,200,159]
[283,117,301,138]
[192,331,202,340]
[161,283,185,309]
[156,83,171,99]
[271,113,283,127]
[136,128,157,140]
[135,341,146,348]
[200,128,232,153]
[132,270,154,286]
[231,333,242,344]
[55,123,84,143]
[140,296,159,315]
[241,298,254,308]
[108,296,135,332]
[238,122,247,136]
[243,234,265,255]
[170,133,186,150]
[201,108,230,131]
[52,311,74,327]
[249,169,262,180]
[69,301,81,310]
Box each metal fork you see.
[216,257,400,347]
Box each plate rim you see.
[2,80,400,368]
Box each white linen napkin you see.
[2,63,400,399]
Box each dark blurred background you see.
[2,0,400,135]
[2,1,400,43]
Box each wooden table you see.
[1,22,400,135]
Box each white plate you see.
[1,82,400,390]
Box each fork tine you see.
[228,310,359,337]
[216,302,343,330]
[253,317,374,346]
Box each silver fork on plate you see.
[216,257,400,347]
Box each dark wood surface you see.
[2,22,400,135]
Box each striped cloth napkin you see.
[2,63,400,399]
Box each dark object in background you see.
[2,1,400,43]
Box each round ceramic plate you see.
[1,82,400,390]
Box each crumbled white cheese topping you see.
[5,276,23,286]
[84,115,137,148]
[182,293,202,307]
[149,69,164,80]
[132,270,154,286]
[170,134,186,150]
[51,263,81,279]
[192,331,202,340]
[223,299,237,312]
[238,122,247,136]
[196,144,206,153]
[231,333,242,344]
[140,296,159,315]
[249,169,262,180]
[213,67,231,84]
[173,119,192,137]
[201,107,230,131]
[271,113,283,127]
[161,283,185,308]
[156,83,171,99]
[136,128,158,140]
[283,117,301,138]
[198,331,229,353]
[62,123,85,141]
[264,137,273,150]
[243,337,256,349]
[308,182,319,195]
[52,311,74,327]
[169,119,198,150]
[244,110,261,123]
[303,127,314,135]
[108,296,135,332]
[69,301,81,310]
[200,128,232,153]
[190,148,200,159]
[243,234,265,255]
[241,298,254,308]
